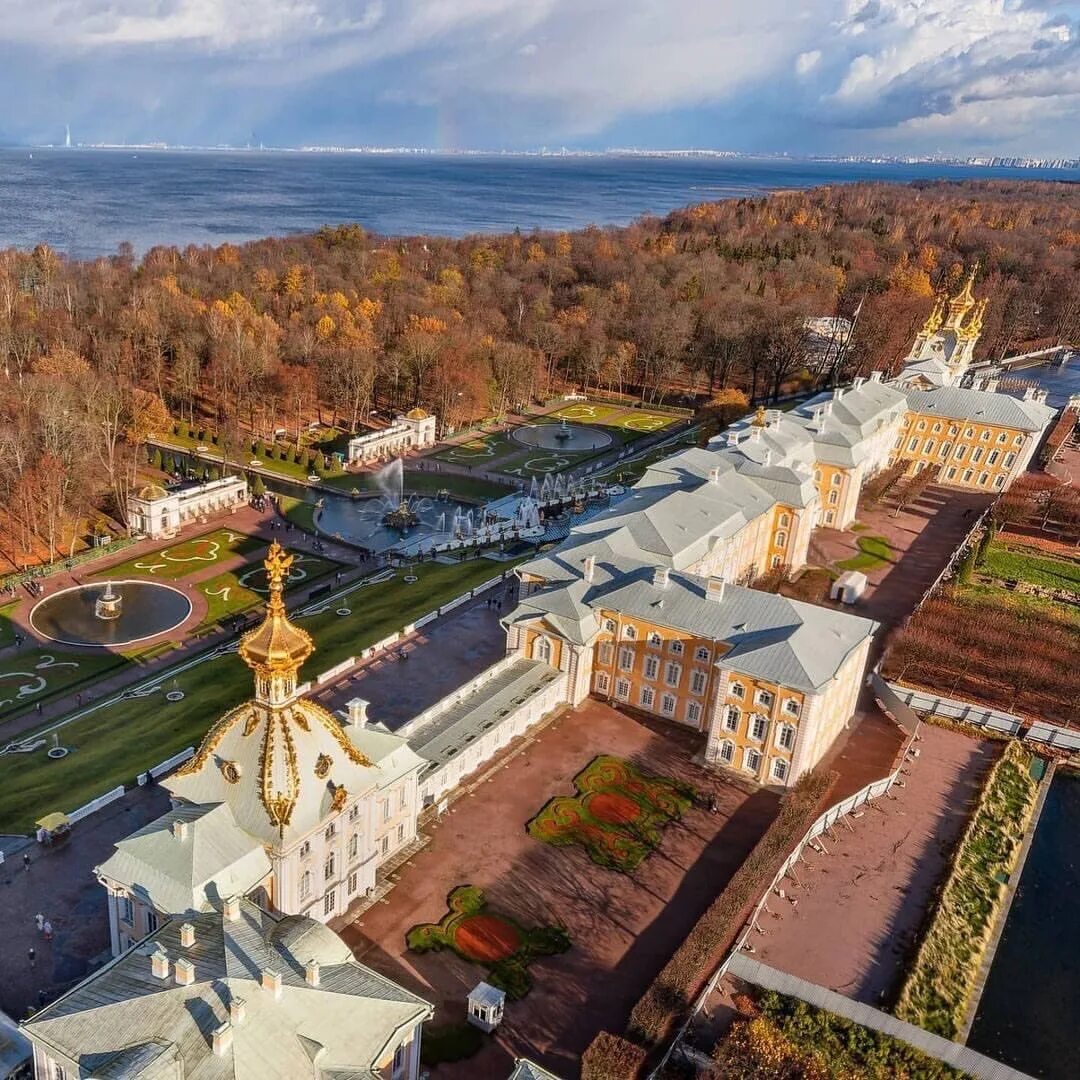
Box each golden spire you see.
[945,262,979,328]
[921,295,945,336]
[239,542,314,699]
[752,405,767,427]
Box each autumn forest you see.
[1,179,1078,569]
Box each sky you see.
[2,0,1079,155]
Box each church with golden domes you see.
[97,542,428,951]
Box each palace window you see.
[348,834,359,861]
[531,635,553,664]
[622,625,637,641]
[744,748,762,773]
[987,450,999,466]
[146,911,159,934]
[615,678,630,701]
[397,823,405,844]
[380,798,390,822]
[994,475,1006,489]
[730,682,745,699]
[777,724,796,751]
[324,854,335,881]
[997,431,1008,443]
[770,555,781,569]
[618,647,634,671]
[719,740,735,765]
[399,787,407,810]
[669,639,684,655]
[772,759,790,783]
[598,642,614,665]
[750,715,768,741]
[775,531,787,548]
[971,447,983,464]
[299,841,311,858]
[948,425,958,436]
[647,631,662,647]
[923,439,935,454]
[979,472,990,486]
[939,443,951,458]
[660,693,677,717]
[783,698,800,718]
[826,511,835,524]
[963,469,974,483]
[916,420,926,431]
[604,618,617,633]
[640,686,655,709]
[120,897,134,924]
[828,491,839,505]
[831,473,842,486]
[1014,434,1024,446]
[643,655,660,680]
[755,689,774,709]
[724,706,740,733]
[1004,453,1016,468]
[349,804,360,822]
[325,822,336,840]
[347,871,359,895]
[695,645,710,663]
[323,890,336,917]
[664,662,682,687]
[690,669,708,695]
[380,836,390,856]
[980,430,991,441]
[907,437,919,452]
[814,468,822,482]
[779,512,790,527]
[964,427,974,437]
[946,467,957,480]
[932,422,941,433]
[299,872,312,900]
[595,672,611,694]
[686,701,702,725]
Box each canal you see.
[968,770,1080,1078]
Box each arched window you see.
[531,635,553,664]
[775,531,787,548]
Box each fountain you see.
[95,581,123,620]
[555,417,573,443]
[383,499,420,534]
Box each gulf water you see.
[1,149,1076,257]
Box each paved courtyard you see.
[311,587,513,730]
[335,701,780,1079]
[806,484,993,631]
[739,724,996,1006]
[0,784,170,1020]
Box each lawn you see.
[315,469,511,502]
[836,534,894,573]
[0,647,136,726]
[0,601,17,649]
[0,556,525,831]
[196,552,341,626]
[550,402,679,436]
[97,528,263,581]
[982,542,1080,593]
[278,495,318,532]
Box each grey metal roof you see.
[22,900,432,1080]
[405,659,564,777]
[512,562,877,693]
[0,1009,31,1078]
[95,803,270,917]
[902,386,1055,430]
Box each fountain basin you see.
[510,422,612,453]
[30,581,193,648]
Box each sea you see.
[0,149,1077,258]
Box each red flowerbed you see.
[589,791,642,825]
[453,914,522,963]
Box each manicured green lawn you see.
[982,542,1080,592]
[278,495,318,532]
[196,552,341,626]
[96,528,263,581]
[551,402,679,436]
[0,556,525,831]
[836,535,894,572]
[0,602,17,649]
[0,648,133,724]
[315,470,511,502]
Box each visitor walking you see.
[28,947,35,968]
[23,852,31,872]
[35,913,44,933]
[43,921,53,942]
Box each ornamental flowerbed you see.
[527,755,695,873]
[406,885,570,1000]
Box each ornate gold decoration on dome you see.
[752,405,767,427]
[259,712,301,831]
[921,296,945,335]
[330,785,348,813]
[404,407,429,420]
[945,263,979,327]
[958,298,988,340]
[220,760,242,784]
[238,542,314,678]
[314,753,332,779]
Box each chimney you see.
[726,430,741,448]
[1033,388,1047,404]
[1023,386,1035,400]
[750,427,761,442]
[223,896,241,922]
[869,371,883,383]
[708,466,721,484]
[151,949,170,980]
[261,969,282,1000]
[179,923,195,948]
[212,1022,233,1057]
[345,698,369,727]
[229,997,247,1026]
[171,819,189,842]
[706,577,726,603]
[852,376,865,389]
[834,387,845,400]
[985,377,999,392]
[175,957,195,986]
[652,567,670,588]
[582,555,595,583]
[305,960,321,987]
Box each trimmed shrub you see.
[197,428,205,441]
[209,467,221,481]
[150,448,163,470]
[420,1023,484,1066]
[582,1032,647,1080]
[278,446,289,461]
[249,474,266,497]
[628,769,836,1048]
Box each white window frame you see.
[776,723,796,751]
[595,671,611,694]
[724,706,740,733]
[754,688,774,709]
[660,693,677,717]
[615,678,630,701]
[639,685,655,709]
[719,740,734,764]
[690,669,708,695]
[750,714,768,741]
[744,748,762,773]
[686,700,702,725]
[643,654,660,681]
[618,647,634,671]
[664,662,682,687]
[772,758,789,783]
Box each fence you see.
[66,785,126,826]
[654,717,918,1076]
[1,535,137,592]
[139,746,195,785]
[913,502,993,612]
[888,683,1080,752]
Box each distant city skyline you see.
[4,1,1080,157]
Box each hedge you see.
[627,769,837,1049]
[581,1032,647,1080]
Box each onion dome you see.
[404,407,430,420]
[136,482,169,502]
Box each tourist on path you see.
[35,913,44,933]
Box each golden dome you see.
[136,482,169,502]
[404,407,429,420]
[238,542,314,678]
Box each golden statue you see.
[239,540,314,681]
[752,405,767,427]
[945,263,979,328]
[920,296,945,336]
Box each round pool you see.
[30,581,193,647]
[510,422,612,453]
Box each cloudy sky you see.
[3,0,1079,154]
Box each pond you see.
[968,770,1080,1078]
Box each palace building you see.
[346,407,437,464]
